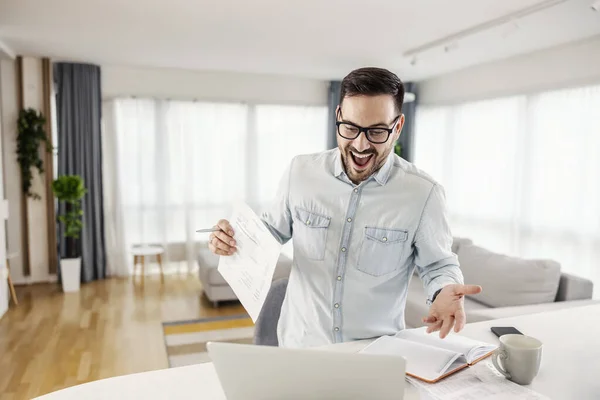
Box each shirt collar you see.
[333,149,345,179]
[333,149,394,186]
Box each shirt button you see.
[337,276,342,281]
[353,188,358,193]
[347,218,352,222]
[306,220,311,225]
[334,303,340,308]
[334,327,340,332]
[341,247,346,252]
[382,237,387,242]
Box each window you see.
[254,104,328,206]
[415,84,600,296]
[105,98,328,269]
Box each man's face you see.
[336,94,404,184]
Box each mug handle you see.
[492,349,511,379]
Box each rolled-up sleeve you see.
[261,158,294,244]
[414,183,464,301]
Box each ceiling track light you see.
[403,0,568,58]
[443,42,459,53]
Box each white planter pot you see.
[61,257,81,292]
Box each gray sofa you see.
[197,245,293,306]
[404,237,597,328]
[198,237,597,322]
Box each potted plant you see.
[17,108,52,199]
[52,175,86,292]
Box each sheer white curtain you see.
[520,86,600,289]
[415,84,600,297]
[103,98,327,274]
[254,104,328,208]
[102,101,129,276]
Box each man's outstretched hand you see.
[422,284,483,339]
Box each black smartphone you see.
[491,326,523,337]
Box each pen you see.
[195,228,221,233]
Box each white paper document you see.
[217,202,282,322]
[408,361,550,400]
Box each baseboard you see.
[11,274,57,285]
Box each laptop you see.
[207,341,406,400]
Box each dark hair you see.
[339,67,405,113]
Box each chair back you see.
[253,278,288,346]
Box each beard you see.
[340,144,391,184]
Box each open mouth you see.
[350,151,374,171]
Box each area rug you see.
[162,314,255,367]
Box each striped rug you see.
[162,314,255,367]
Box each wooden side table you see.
[132,246,165,283]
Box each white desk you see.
[36,304,600,400]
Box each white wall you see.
[0,59,24,291]
[0,58,54,287]
[0,60,11,317]
[102,65,328,105]
[21,57,52,284]
[419,35,600,105]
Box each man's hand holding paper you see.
[208,219,237,256]
[209,202,282,322]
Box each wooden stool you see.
[132,246,165,283]
[6,252,18,306]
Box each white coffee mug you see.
[492,334,543,385]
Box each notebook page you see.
[466,343,497,364]
[361,335,464,382]
[395,327,496,363]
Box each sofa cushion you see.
[457,244,561,308]
[451,237,473,254]
[555,272,594,301]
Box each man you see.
[209,67,482,348]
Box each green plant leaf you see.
[16,108,51,199]
[53,175,87,239]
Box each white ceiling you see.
[0,0,599,81]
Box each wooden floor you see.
[0,273,244,399]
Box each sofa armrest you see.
[555,272,594,301]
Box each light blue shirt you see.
[261,149,463,348]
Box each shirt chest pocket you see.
[294,207,331,261]
[357,227,408,276]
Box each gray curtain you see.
[397,82,418,162]
[54,63,106,282]
[327,81,342,149]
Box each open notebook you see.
[360,327,497,383]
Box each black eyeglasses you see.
[336,112,401,144]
